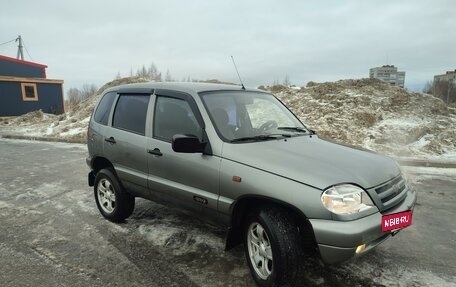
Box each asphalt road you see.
[0,138,455,287]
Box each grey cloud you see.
[0,0,454,91]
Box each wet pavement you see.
[0,138,455,287]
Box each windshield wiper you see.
[277,126,308,133]
[230,133,291,143]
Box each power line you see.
[23,40,33,61]
[0,38,16,46]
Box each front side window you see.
[21,83,38,101]
[112,94,150,135]
[201,91,307,142]
[153,96,201,142]
[93,92,116,125]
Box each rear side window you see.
[112,94,150,135]
[93,92,116,125]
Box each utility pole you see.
[16,35,24,60]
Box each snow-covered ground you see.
[402,165,456,185]
[1,138,455,286]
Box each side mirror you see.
[172,134,205,153]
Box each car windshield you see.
[200,91,308,142]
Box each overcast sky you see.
[1,0,454,93]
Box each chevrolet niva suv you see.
[87,82,417,286]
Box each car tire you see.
[243,205,303,287]
[94,168,135,222]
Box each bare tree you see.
[148,63,158,80]
[79,84,98,101]
[156,72,162,82]
[134,62,164,81]
[165,70,173,82]
[67,88,80,107]
[283,74,290,86]
[422,80,433,94]
[127,62,172,82]
[137,65,148,78]
[65,83,97,108]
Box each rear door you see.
[146,90,221,218]
[88,91,117,157]
[103,93,152,198]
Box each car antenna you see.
[231,55,245,90]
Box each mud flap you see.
[225,227,242,251]
[88,171,95,187]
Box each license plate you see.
[381,210,412,232]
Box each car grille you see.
[370,174,407,211]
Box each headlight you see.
[321,184,376,215]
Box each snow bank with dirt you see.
[271,78,456,161]
[1,77,455,161]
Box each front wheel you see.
[94,168,135,222]
[244,206,303,287]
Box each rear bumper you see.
[86,156,92,168]
[309,186,417,264]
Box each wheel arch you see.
[91,156,114,174]
[225,195,317,254]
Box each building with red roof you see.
[0,54,64,116]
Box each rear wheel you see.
[243,206,303,287]
[94,168,135,222]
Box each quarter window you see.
[112,94,150,135]
[93,92,116,125]
[21,83,38,101]
[153,96,201,141]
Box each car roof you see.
[103,81,267,95]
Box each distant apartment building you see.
[434,69,456,83]
[433,69,456,103]
[369,65,405,87]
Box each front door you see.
[146,91,220,218]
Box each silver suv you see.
[87,82,417,286]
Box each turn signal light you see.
[355,244,366,254]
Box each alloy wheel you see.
[97,178,116,214]
[247,222,273,280]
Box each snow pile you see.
[272,78,456,161]
[1,77,455,161]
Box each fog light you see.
[355,244,366,254]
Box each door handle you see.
[104,137,116,144]
[148,148,163,156]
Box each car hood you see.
[221,136,400,190]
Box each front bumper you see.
[309,186,417,264]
